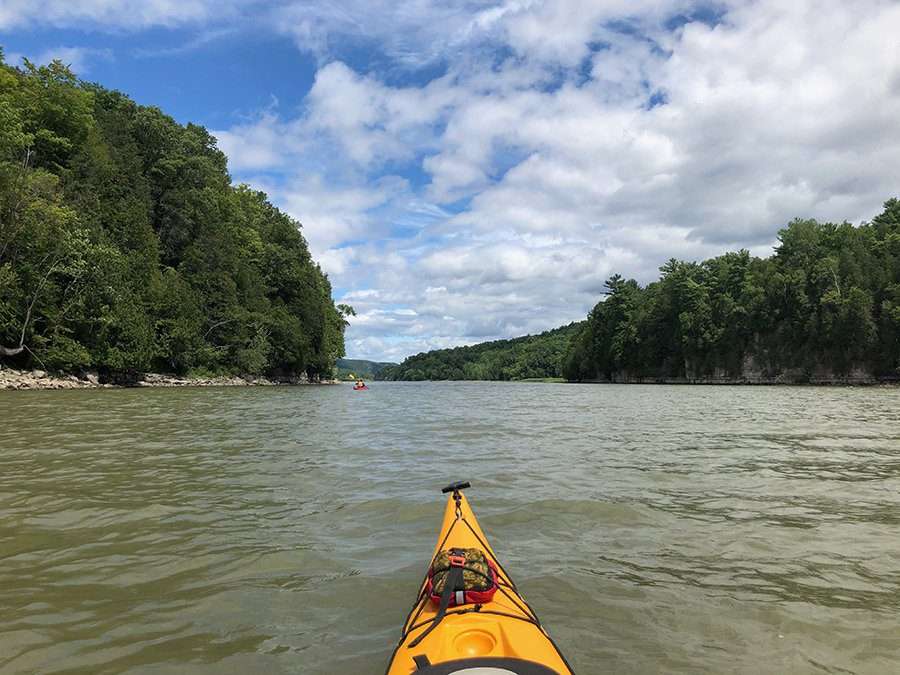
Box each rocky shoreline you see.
[0,368,340,391]
[580,377,896,386]
[577,356,900,386]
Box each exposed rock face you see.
[0,369,106,390]
[0,368,335,390]
[584,357,883,385]
[137,373,315,387]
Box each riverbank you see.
[0,368,340,390]
[577,374,900,385]
[574,358,900,386]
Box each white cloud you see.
[212,62,458,177]
[132,27,238,57]
[277,174,412,253]
[0,0,230,30]
[214,112,300,173]
[305,61,459,167]
[270,0,507,65]
[499,0,687,66]
[43,0,894,362]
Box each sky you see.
[3,1,900,363]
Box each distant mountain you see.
[377,322,584,381]
[336,358,398,380]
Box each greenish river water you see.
[1,382,899,674]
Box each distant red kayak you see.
[353,385,368,390]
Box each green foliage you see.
[0,58,344,378]
[380,323,584,381]
[564,202,900,381]
[40,333,92,371]
[335,358,397,380]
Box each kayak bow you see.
[386,482,574,674]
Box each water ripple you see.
[1,383,899,674]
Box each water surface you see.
[1,382,899,674]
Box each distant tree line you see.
[0,53,348,379]
[378,323,584,381]
[335,358,397,380]
[564,200,900,382]
[380,201,900,384]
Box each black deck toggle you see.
[441,481,471,494]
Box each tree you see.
[0,56,345,377]
[561,202,900,382]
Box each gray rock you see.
[32,369,47,379]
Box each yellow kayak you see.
[385,482,574,674]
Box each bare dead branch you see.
[23,343,46,370]
[1,250,62,358]
[203,318,236,339]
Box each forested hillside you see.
[564,200,900,383]
[379,323,583,381]
[0,54,348,379]
[335,358,396,380]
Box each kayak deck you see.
[386,485,573,674]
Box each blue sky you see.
[3,26,318,131]
[3,1,900,362]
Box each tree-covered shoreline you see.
[0,53,348,381]
[378,323,583,381]
[565,200,900,384]
[4,54,896,387]
[336,358,397,380]
[380,201,900,385]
